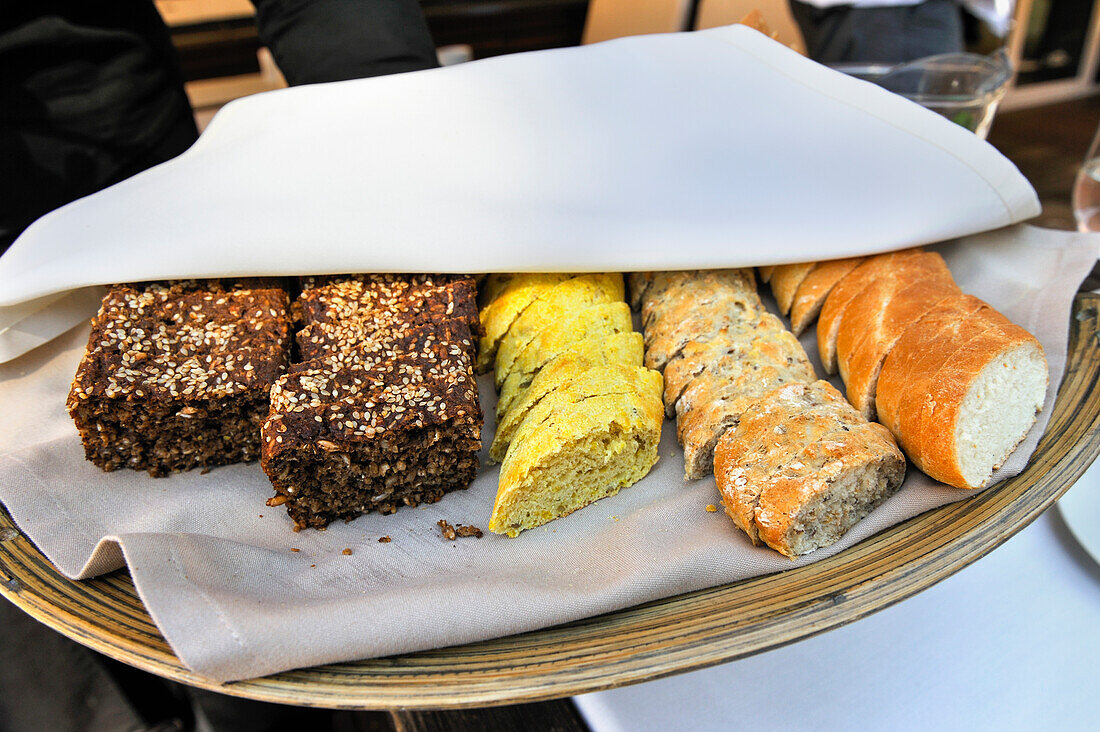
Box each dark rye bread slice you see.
[295,275,480,361]
[262,341,482,530]
[67,279,292,476]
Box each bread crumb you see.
[438,519,481,539]
[611,516,619,522]
[378,536,391,543]
[342,548,352,555]
[706,504,718,512]
[290,547,300,552]
[310,564,316,568]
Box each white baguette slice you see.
[840,278,961,419]
[714,380,905,558]
[816,248,925,374]
[788,257,865,336]
[758,266,775,284]
[770,262,817,316]
[877,301,1047,489]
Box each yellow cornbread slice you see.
[494,273,625,389]
[496,330,643,421]
[489,384,664,537]
[477,273,575,373]
[495,301,639,417]
[490,360,661,463]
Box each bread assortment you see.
[765,250,1049,490]
[481,273,663,537]
[68,249,1050,555]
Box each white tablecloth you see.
[575,483,1100,731]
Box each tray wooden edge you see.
[3,293,1099,710]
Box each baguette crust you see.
[789,257,865,336]
[834,252,954,383]
[770,262,817,316]
[841,278,961,419]
[875,295,1000,449]
[817,249,924,374]
[910,322,1045,488]
[757,266,775,284]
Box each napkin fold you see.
[0,25,1039,362]
[0,225,1095,682]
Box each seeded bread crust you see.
[67,279,292,476]
[262,342,481,529]
[788,256,865,336]
[660,313,791,417]
[676,357,815,479]
[296,276,480,361]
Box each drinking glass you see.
[1073,121,1100,234]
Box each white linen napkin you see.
[0,25,1039,362]
[0,225,1094,682]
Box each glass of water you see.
[1073,121,1100,233]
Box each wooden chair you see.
[581,0,695,44]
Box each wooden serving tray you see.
[3,293,1099,710]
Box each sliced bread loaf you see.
[488,383,663,537]
[788,256,865,336]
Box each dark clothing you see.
[788,0,965,64]
[0,0,439,253]
[0,2,436,727]
[0,2,198,252]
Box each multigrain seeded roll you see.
[488,382,663,537]
[262,339,482,530]
[714,381,905,557]
[660,313,794,417]
[67,279,292,476]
